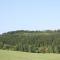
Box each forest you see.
[0,30,60,53]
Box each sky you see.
[0,0,60,34]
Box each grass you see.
[0,50,60,60]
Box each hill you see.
[0,30,60,53]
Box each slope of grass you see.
[0,50,60,60]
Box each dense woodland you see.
[0,30,60,53]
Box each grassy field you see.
[0,50,60,60]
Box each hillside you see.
[0,30,60,53]
[0,50,60,60]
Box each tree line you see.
[0,30,60,53]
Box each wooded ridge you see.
[0,30,60,53]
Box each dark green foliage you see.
[0,30,60,53]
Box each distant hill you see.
[0,30,60,53]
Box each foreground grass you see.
[0,50,60,60]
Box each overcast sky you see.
[0,0,60,33]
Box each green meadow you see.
[0,50,60,60]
